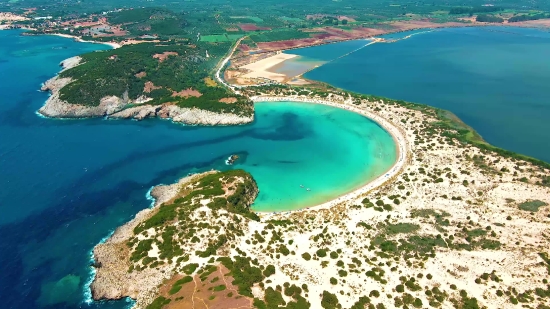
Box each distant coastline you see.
[48,33,121,49]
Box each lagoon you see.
[289,27,550,162]
[0,30,395,308]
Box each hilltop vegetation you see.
[106,8,190,37]
[6,0,550,48]
[57,41,253,116]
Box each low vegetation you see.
[58,42,253,116]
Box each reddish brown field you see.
[257,38,319,51]
[219,97,237,104]
[245,20,501,53]
[143,81,161,93]
[239,23,271,31]
[158,264,253,309]
[171,89,202,98]
[153,52,179,62]
[239,44,251,51]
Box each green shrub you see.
[213,284,226,291]
[146,296,171,309]
[518,200,548,212]
[181,263,199,275]
[316,249,327,257]
[263,265,276,277]
[321,290,340,309]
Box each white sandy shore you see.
[49,33,121,49]
[250,95,408,214]
[240,53,298,82]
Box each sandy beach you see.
[250,95,408,214]
[50,33,121,49]
[240,52,298,82]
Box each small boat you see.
[306,188,311,191]
[300,184,304,188]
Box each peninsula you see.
[39,42,254,125]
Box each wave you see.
[82,229,115,305]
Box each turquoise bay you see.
[286,27,550,163]
[0,30,395,308]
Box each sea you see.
[282,26,550,163]
[0,30,395,308]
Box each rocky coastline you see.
[38,58,254,126]
[90,172,216,302]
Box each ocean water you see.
[296,26,550,162]
[0,30,395,308]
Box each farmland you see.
[200,33,243,42]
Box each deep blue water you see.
[0,30,395,308]
[295,27,550,162]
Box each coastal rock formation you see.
[59,56,82,71]
[109,104,254,125]
[90,170,259,305]
[38,56,254,125]
[38,75,253,125]
[39,76,126,118]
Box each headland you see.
[90,84,550,309]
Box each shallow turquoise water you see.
[0,30,395,308]
[292,27,550,162]
[249,101,396,211]
[272,39,371,77]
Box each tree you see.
[342,19,348,25]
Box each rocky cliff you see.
[38,58,254,125]
[90,170,259,305]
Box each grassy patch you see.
[386,223,420,234]
[213,284,226,291]
[169,276,193,295]
[518,200,548,212]
[200,34,230,42]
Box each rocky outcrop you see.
[90,172,215,301]
[38,55,254,125]
[109,104,254,125]
[90,171,260,305]
[60,56,82,71]
[38,74,253,125]
[39,76,127,118]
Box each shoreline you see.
[250,95,408,214]
[230,24,550,85]
[0,27,122,49]
[47,33,121,49]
